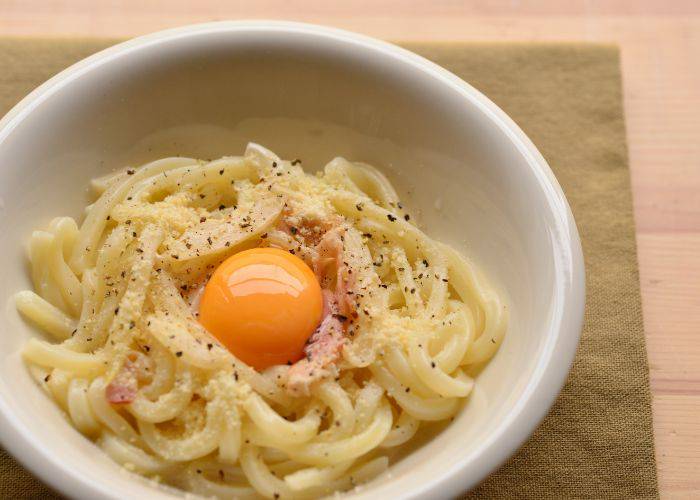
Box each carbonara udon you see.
[15,144,507,499]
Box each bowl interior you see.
[0,25,578,499]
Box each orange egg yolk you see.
[198,247,323,370]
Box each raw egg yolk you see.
[199,247,323,370]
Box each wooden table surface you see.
[1,1,698,498]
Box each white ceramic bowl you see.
[0,21,584,500]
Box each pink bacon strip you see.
[313,227,356,316]
[287,228,358,396]
[105,353,152,404]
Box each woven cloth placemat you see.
[0,40,658,499]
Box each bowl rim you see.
[0,20,585,500]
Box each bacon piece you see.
[313,227,355,316]
[277,208,343,248]
[105,353,152,405]
[285,224,360,395]
[105,379,137,405]
[287,313,347,396]
[275,215,294,237]
[286,289,347,396]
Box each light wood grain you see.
[1,1,699,497]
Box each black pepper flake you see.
[200,217,207,223]
[219,204,225,210]
[44,374,51,383]
[442,278,449,283]
[491,338,496,344]
[431,361,436,368]
[355,203,363,211]
[272,161,277,168]
[362,233,372,239]
[405,387,410,393]
[114,307,120,315]
[176,351,183,357]
[225,241,230,247]
[120,269,126,278]
[171,254,179,259]
[132,231,137,237]
[219,169,224,175]
[423,259,429,266]
[404,214,410,221]
[125,219,132,225]
[106,215,111,221]
[410,288,416,294]
[261,233,268,239]
[239,223,251,229]
[196,469,202,474]
[207,236,213,245]
[207,343,213,350]
[199,193,206,199]
[333,314,348,322]
[234,371,239,381]
[291,159,301,165]
[128,321,135,329]
[290,226,298,235]
[126,169,135,175]
[387,214,397,222]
